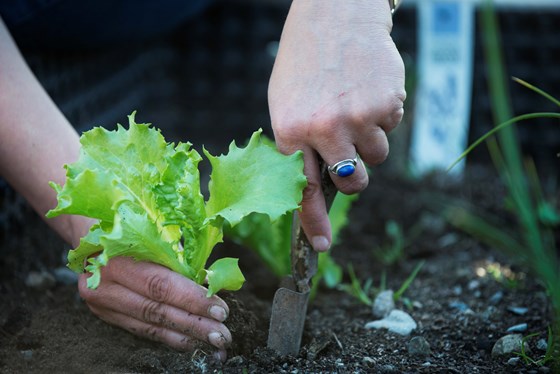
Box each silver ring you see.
[328,156,358,177]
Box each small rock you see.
[21,350,33,361]
[468,280,480,290]
[420,212,446,235]
[53,267,79,285]
[507,357,520,366]
[412,301,423,309]
[452,286,462,296]
[539,366,551,373]
[437,232,459,247]
[489,291,504,304]
[228,356,244,365]
[372,290,395,318]
[536,338,548,351]
[306,336,331,360]
[362,356,375,364]
[379,364,398,373]
[449,301,471,313]
[506,323,528,333]
[25,271,56,291]
[365,310,417,336]
[507,306,529,316]
[407,336,431,356]
[481,306,499,321]
[491,334,530,357]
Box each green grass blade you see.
[447,112,560,171]
[512,77,560,107]
[393,261,424,301]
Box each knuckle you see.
[370,145,389,165]
[143,324,164,342]
[362,129,389,165]
[146,273,172,303]
[309,120,337,140]
[379,91,406,132]
[141,299,167,324]
[301,179,322,204]
[337,174,368,195]
[272,119,306,144]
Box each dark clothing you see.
[0,0,211,50]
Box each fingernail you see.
[312,236,330,252]
[209,305,227,322]
[208,331,226,349]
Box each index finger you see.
[297,150,332,252]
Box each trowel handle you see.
[291,159,338,293]
[319,160,338,209]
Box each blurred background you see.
[1,0,559,247]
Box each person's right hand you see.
[78,257,232,362]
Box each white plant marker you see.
[409,0,475,176]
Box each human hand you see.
[268,0,405,251]
[78,257,232,362]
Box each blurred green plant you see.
[373,219,423,266]
[338,263,374,306]
[446,1,560,368]
[337,260,424,307]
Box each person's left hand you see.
[268,0,406,252]
[78,257,232,362]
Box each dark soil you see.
[0,167,555,373]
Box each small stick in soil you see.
[333,332,344,352]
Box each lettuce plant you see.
[47,113,306,296]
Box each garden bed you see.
[0,167,553,373]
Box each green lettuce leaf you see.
[224,155,358,290]
[47,113,305,296]
[202,258,245,297]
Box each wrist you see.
[289,0,393,29]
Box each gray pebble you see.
[372,290,395,318]
[365,310,417,336]
[53,267,79,285]
[379,364,398,373]
[536,338,548,352]
[481,306,499,321]
[21,350,33,361]
[407,336,431,356]
[506,323,528,333]
[507,306,529,315]
[448,300,471,313]
[491,334,530,357]
[467,280,480,290]
[489,291,504,304]
[25,271,56,291]
[507,357,520,366]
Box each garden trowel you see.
[267,161,337,355]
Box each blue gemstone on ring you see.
[336,164,356,177]
[328,157,359,177]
